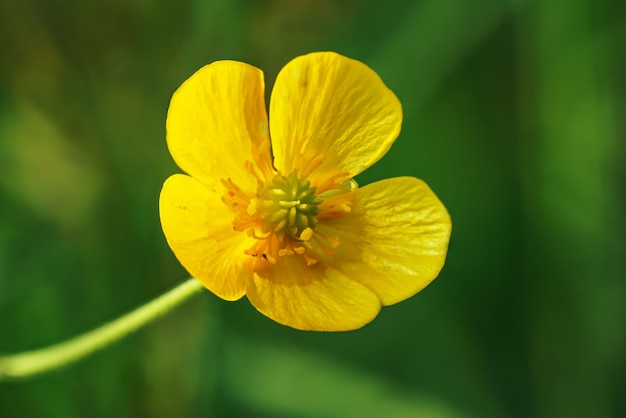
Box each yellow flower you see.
[159,52,451,331]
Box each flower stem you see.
[0,278,204,381]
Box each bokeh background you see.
[1,0,624,417]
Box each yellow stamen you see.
[221,151,356,270]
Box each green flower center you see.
[256,172,322,239]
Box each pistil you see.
[222,166,353,270]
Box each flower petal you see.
[269,52,402,179]
[159,174,252,300]
[246,256,381,331]
[319,177,451,306]
[166,61,270,191]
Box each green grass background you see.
[1,0,624,417]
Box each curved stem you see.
[0,278,204,381]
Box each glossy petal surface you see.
[320,177,451,306]
[246,257,381,331]
[161,53,451,331]
[269,52,402,181]
[166,61,270,192]
[160,174,251,300]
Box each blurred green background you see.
[1,0,624,417]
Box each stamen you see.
[315,170,351,194]
[299,151,324,179]
[299,227,314,241]
[221,150,356,271]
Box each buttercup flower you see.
[159,52,451,331]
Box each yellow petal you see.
[246,256,381,331]
[269,52,402,180]
[166,61,271,191]
[319,177,451,306]
[159,174,251,301]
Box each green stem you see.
[0,278,204,381]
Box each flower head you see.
[160,52,451,331]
